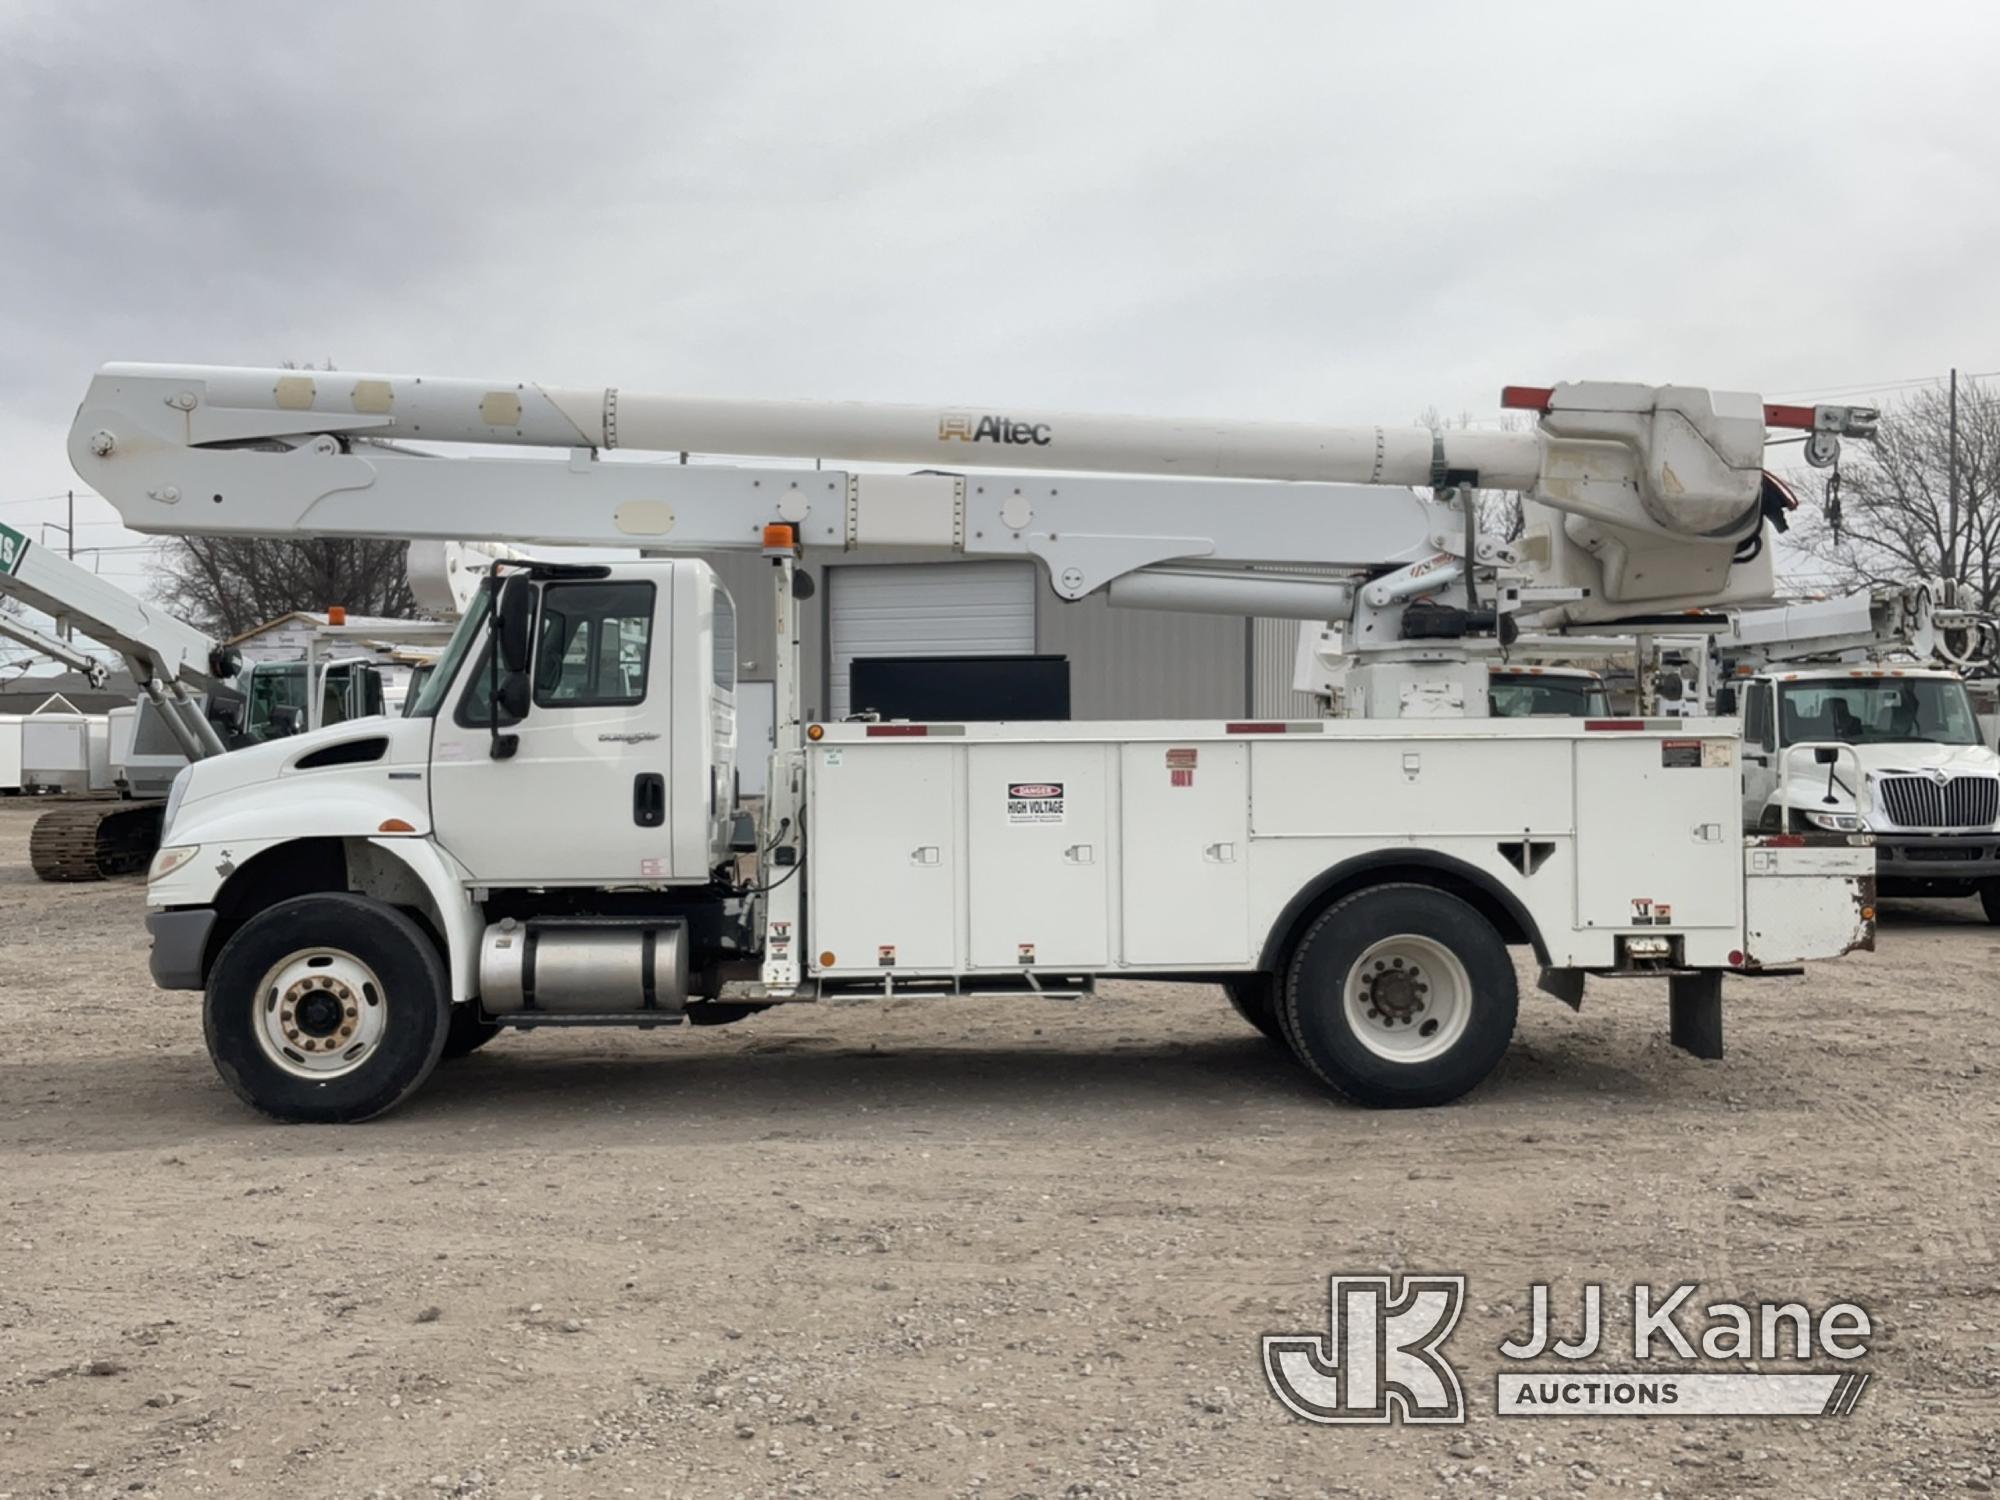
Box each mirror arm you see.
[486,577,519,761]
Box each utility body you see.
[70,363,1880,1120]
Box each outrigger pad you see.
[1668,972,1725,1060]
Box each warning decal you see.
[1007,782,1066,824]
[1660,739,1702,769]
[1166,746,1197,788]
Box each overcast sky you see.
[4,0,1998,621]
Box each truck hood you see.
[1781,742,1997,779]
[174,714,432,818]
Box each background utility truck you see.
[70,363,1878,1121]
[1718,584,2000,922]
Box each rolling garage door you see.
[828,561,1036,719]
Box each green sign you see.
[0,521,28,577]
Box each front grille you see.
[1875,773,2000,830]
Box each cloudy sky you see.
[3,0,1997,618]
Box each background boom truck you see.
[1,517,244,877]
[1718,583,2000,922]
[0,525,497,878]
[69,363,1879,1121]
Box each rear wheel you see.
[1282,883,1517,1108]
[205,893,450,1122]
[1222,974,1285,1044]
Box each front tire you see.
[204,893,450,1122]
[1282,883,1517,1108]
[1982,880,2000,926]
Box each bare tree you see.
[153,536,418,639]
[1788,378,2000,611]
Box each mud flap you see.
[1537,967,1586,1011]
[1668,971,1724,1060]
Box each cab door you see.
[430,576,678,885]
[1739,681,1778,829]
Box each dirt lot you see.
[1,800,1996,1499]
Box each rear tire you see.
[1282,883,1517,1108]
[1222,974,1286,1045]
[204,893,450,1122]
[1982,880,2000,926]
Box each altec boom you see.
[72,362,1879,1122]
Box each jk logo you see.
[1263,1275,1467,1425]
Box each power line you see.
[1767,374,1950,400]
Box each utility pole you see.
[1947,368,1960,583]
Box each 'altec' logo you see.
[939,413,1052,446]
[0,522,27,576]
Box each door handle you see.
[1064,844,1095,865]
[633,773,665,828]
[1204,841,1237,863]
[1745,754,1768,766]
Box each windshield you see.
[1777,677,1983,747]
[1490,674,1610,718]
[409,591,492,719]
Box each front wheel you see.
[1982,880,2000,926]
[204,893,451,1122]
[1282,883,1518,1108]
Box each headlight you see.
[149,845,199,882]
[161,764,193,841]
[1803,811,1863,832]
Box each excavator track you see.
[29,800,166,882]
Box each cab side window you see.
[1743,683,1775,751]
[533,581,656,708]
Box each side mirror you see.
[496,574,534,674]
[1814,745,1840,765]
[269,704,303,737]
[1656,671,1684,702]
[1714,686,1737,716]
[496,671,531,721]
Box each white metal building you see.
[699,549,1318,742]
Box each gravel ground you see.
[1,799,1996,1499]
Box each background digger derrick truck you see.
[70,363,1879,1121]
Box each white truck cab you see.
[1732,665,2000,921]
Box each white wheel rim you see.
[1342,934,1472,1065]
[252,948,388,1081]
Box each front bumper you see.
[1873,834,2000,885]
[146,908,216,991]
